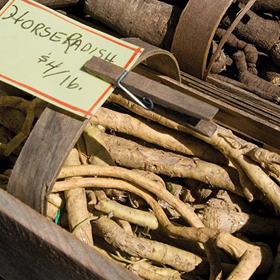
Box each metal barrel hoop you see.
[171,0,256,80]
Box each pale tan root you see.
[46,194,64,220]
[77,234,127,268]
[151,228,208,261]
[48,193,63,209]
[246,147,280,164]
[92,107,227,165]
[83,124,115,166]
[82,124,128,209]
[86,181,208,265]
[201,132,280,212]
[95,190,109,202]
[184,178,214,203]
[106,94,280,211]
[229,158,266,203]
[84,123,166,189]
[235,155,280,214]
[56,176,214,255]
[129,261,234,280]
[57,165,218,228]
[114,219,134,236]
[95,200,159,230]
[128,261,183,280]
[213,190,255,214]
[106,93,275,163]
[263,163,280,185]
[199,206,280,238]
[85,129,244,197]
[54,169,271,278]
[216,231,273,276]
[267,242,280,280]
[46,202,59,220]
[223,249,261,280]
[131,169,166,190]
[203,191,248,216]
[86,189,97,212]
[63,149,93,246]
[56,167,271,269]
[213,131,280,211]
[93,216,209,275]
[84,125,156,209]
[204,239,222,280]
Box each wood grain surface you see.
[171,0,234,78]
[0,189,139,280]
[7,107,88,215]
[85,56,219,121]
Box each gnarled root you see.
[103,94,280,214]
[54,165,273,279]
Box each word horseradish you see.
[0,0,142,117]
[2,3,117,60]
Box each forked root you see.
[54,165,273,279]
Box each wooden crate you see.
[0,189,140,280]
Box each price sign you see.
[0,0,143,117]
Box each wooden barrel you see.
[170,0,234,79]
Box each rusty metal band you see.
[123,37,181,82]
[171,0,235,79]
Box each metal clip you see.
[117,70,154,110]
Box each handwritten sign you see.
[0,0,143,117]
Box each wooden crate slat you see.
[0,189,140,280]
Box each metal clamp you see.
[117,70,154,110]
